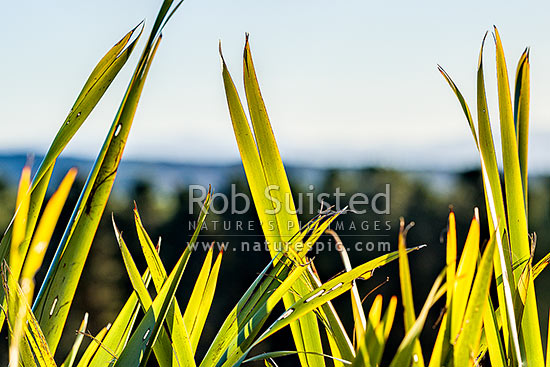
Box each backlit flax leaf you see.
[481,293,506,367]
[355,295,397,367]
[454,233,495,367]
[222,38,325,367]
[219,45,281,251]
[113,214,195,367]
[330,229,366,344]
[445,209,457,359]
[2,262,56,367]
[202,215,348,366]
[219,260,310,366]
[450,211,480,341]
[0,166,53,333]
[493,27,529,280]
[32,0,182,353]
[440,33,518,359]
[546,308,550,367]
[533,252,550,279]
[398,219,425,366]
[30,23,143,195]
[233,247,423,366]
[0,25,142,315]
[183,246,213,347]
[353,294,382,367]
[10,166,31,273]
[113,183,205,367]
[513,49,530,210]
[114,222,183,367]
[390,270,445,367]
[86,271,151,366]
[0,22,141,276]
[188,250,222,353]
[242,35,299,251]
[20,169,77,304]
[243,351,351,365]
[494,26,544,366]
[199,253,281,366]
[60,313,88,367]
[475,39,515,357]
[134,205,200,365]
[75,324,110,367]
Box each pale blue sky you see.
[1,0,549,171]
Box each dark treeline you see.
[1,167,549,366]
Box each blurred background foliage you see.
[0,160,549,365]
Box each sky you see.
[1,0,549,171]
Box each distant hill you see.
[0,153,244,193]
[3,153,535,196]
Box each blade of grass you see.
[33,32,162,351]
[133,190,211,363]
[7,171,75,364]
[329,229,366,343]
[446,210,457,312]
[225,35,327,365]
[183,245,213,345]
